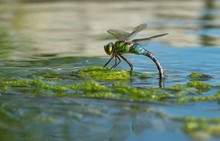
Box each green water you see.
[1,0,220,141]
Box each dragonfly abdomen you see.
[130,44,146,54]
[132,45,165,79]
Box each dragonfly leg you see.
[110,56,118,70]
[103,54,115,68]
[114,55,121,68]
[119,54,133,76]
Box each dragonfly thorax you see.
[104,41,135,55]
[114,41,134,54]
[104,42,114,55]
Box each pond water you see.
[1,0,220,141]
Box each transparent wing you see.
[107,29,130,41]
[107,23,147,41]
[124,23,147,41]
[132,33,168,45]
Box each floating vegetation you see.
[0,66,220,141]
[112,82,168,101]
[177,95,220,103]
[76,66,130,80]
[187,81,212,93]
[0,68,219,104]
[133,72,155,79]
[71,81,110,91]
[188,72,212,80]
[174,116,220,140]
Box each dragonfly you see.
[103,23,168,80]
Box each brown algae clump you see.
[76,66,130,80]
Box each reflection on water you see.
[0,0,220,61]
[0,95,190,141]
[200,0,218,46]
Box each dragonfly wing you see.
[132,33,168,45]
[107,23,147,41]
[107,29,130,41]
[124,23,147,41]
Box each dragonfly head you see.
[104,42,114,55]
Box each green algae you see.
[2,75,167,102]
[70,81,168,101]
[71,81,110,91]
[168,81,220,103]
[177,95,220,103]
[174,116,220,140]
[31,79,69,91]
[76,66,130,80]
[188,72,212,80]
[1,86,8,93]
[0,78,68,93]
[113,82,168,101]
[0,78,30,92]
[1,66,220,141]
[43,72,61,79]
[169,82,220,103]
[187,81,212,92]
[170,84,188,90]
[0,66,220,104]
[41,117,57,123]
[169,84,197,96]
[0,80,30,87]
[133,72,155,79]
[82,91,120,99]
[215,90,220,97]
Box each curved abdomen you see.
[132,44,165,79]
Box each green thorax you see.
[114,41,134,54]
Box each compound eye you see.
[104,43,113,55]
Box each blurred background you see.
[0,0,219,61]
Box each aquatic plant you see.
[174,116,220,140]
[76,66,130,80]
[187,81,212,92]
[188,72,212,80]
